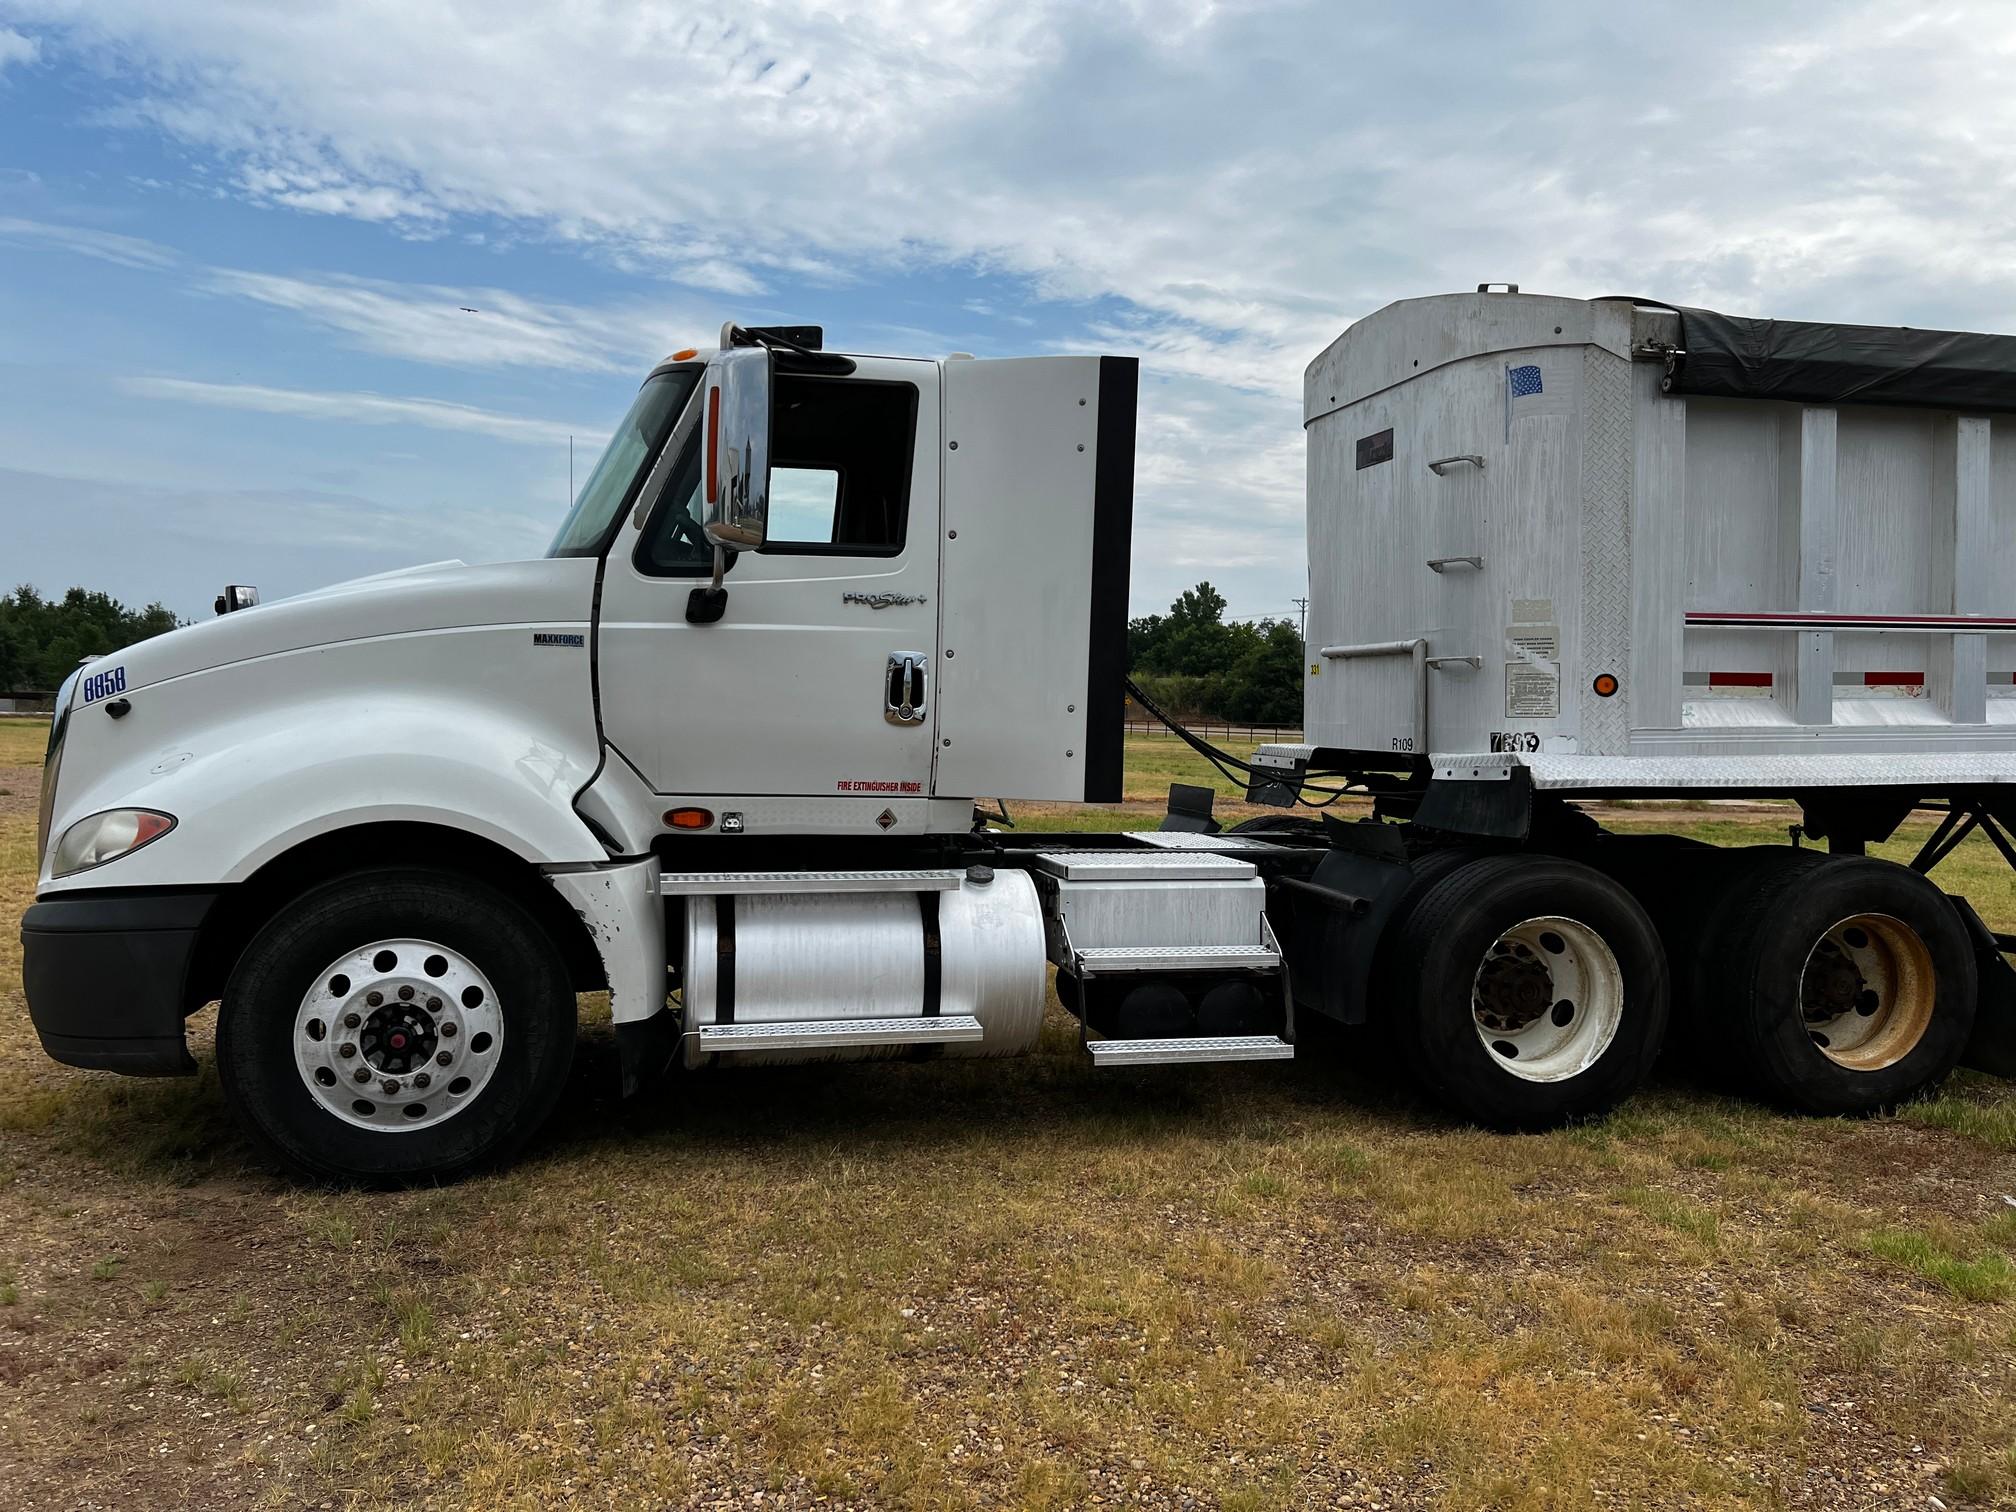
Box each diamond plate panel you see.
[1580,348,1634,754]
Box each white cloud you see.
[0,214,175,268]
[202,268,713,373]
[122,374,596,447]
[25,2,2016,371]
[0,24,35,70]
[16,0,2016,616]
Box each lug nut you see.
[343,1013,361,1029]
[414,1073,431,1089]
[381,1078,399,1095]
[427,997,441,1011]
[440,1023,457,1039]
[398,985,414,1001]
[338,1043,356,1059]
[353,1068,370,1084]
[436,1051,452,1067]
[366,991,383,1007]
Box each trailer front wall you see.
[1302,292,2016,786]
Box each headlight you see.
[52,809,176,878]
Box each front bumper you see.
[20,889,217,1075]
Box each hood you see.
[85,557,600,700]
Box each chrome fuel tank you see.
[680,868,1047,1065]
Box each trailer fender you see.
[1950,895,2016,1079]
[1278,824,1418,1027]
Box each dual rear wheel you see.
[1374,845,1975,1128]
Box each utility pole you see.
[1291,596,1309,647]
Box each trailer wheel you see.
[217,868,576,1184]
[1697,854,1974,1114]
[1380,855,1668,1128]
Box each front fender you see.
[38,623,606,892]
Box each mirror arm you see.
[685,545,730,625]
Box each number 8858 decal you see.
[81,666,127,704]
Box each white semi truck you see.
[21,292,2016,1182]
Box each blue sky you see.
[3,2,2016,624]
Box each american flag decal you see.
[1507,364,1544,397]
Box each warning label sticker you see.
[1505,620,1561,720]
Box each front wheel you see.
[218,868,577,1184]
[1378,854,1670,1128]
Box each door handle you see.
[885,651,929,725]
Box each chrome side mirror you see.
[702,346,772,552]
[214,584,261,615]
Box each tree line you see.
[0,586,182,693]
[1128,582,1304,727]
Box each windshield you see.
[546,367,700,557]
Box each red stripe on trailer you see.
[1706,671,1773,687]
[1860,671,1925,686]
[1686,610,2016,629]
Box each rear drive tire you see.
[1379,854,1669,1128]
[1695,854,1974,1115]
[218,867,577,1184]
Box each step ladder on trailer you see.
[1033,849,1296,1065]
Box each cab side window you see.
[636,374,918,575]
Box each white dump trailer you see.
[1279,289,2016,801]
[20,302,2016,1184]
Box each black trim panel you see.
[919,891,943,1017]
[20,888,217,1076]
[1084,355,1138,803]
[715,895,737,1024]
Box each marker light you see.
[664,807,715,830]
[671,347,699,362]
[52,808,176,877]
[1592,673,1620,698]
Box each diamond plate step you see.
[660,870,964,896]
[696,1014,983,1052]
[1074,944,1281,974]
[1086,1035,1295,1066]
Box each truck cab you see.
[22,328,1165,1181]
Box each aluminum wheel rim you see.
[1798,912,1934,1071]
[292,937,504,1132]
[1471,915,1624,1082]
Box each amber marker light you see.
[671,347,699,361]
[664,807,716,830]
[1592,673,1620,698]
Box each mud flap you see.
[1276,820,1415,1027]
[1949,896,2016,1078]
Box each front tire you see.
[1378,854,1669,1128]
[218,868,577,1184]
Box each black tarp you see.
[1667,306,2016,414]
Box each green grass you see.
[1866,1227,2016,1302]
[0,717,50,766]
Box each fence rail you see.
[1125,719,1302,746]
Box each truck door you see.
[596,357,943,812]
